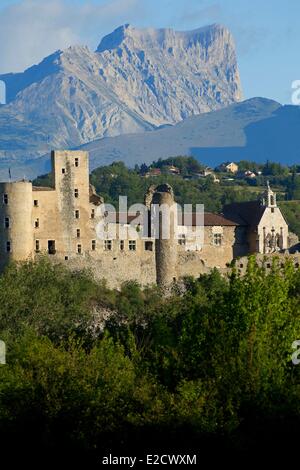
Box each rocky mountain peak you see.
[0,23,242,164]
[96,23,233,54]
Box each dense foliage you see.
[1,259,300,463]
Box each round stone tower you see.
[0,181,33,269]
[151,184,177,288]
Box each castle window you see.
[75,210,80,219]
[296,262,300,269]
[92,240,96,251]
[35,218,40,228]
[6,241,11,253]
[65,256,69,261]
[35,240,40,253]
[266,263,271,268]
[271,208,274,213]
[75,157,79,167]
[3,194,8,205]
[178,234,186,246]
[62,168,66,174]
[239,263,243,268]
[119,240,124,251]
[34,200,39,207]
[145,241,153,251]
[129,240,136,251]
[74,189,79,198]
[4,217,9,229]
[76,229,81,238]
[77,244,82,254]
[48,240,56,255]
[91,209,95,219]
[104,240,112,251]
[213,233,222,246]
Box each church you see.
[223,182,289,255]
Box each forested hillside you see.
[0,258,300,464]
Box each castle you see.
[0,150,297,288]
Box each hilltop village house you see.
[216,161,239,174]
[0,151,296,288]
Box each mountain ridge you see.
[2,97,300,181]
[0,22,242,167]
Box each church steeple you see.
[261,181,277,208]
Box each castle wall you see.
[65,248,156,288]
[234,253,300,275]
[177,251,208,279]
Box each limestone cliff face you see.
[0,23,242,153]
[96,24,242,125]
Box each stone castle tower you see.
[0,150,93,270]
[149,184,178,287]
[0,181,33,269]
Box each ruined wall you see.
[233,252,300,275]
[177,251,208,279]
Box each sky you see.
[0,0,299,104]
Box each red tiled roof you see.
[178,212,239,226]
[223,201,264,227]
[204,212,239,226]
[107,211,239,227]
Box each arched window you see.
[0,81,6,105]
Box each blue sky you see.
[0,0,299,104]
